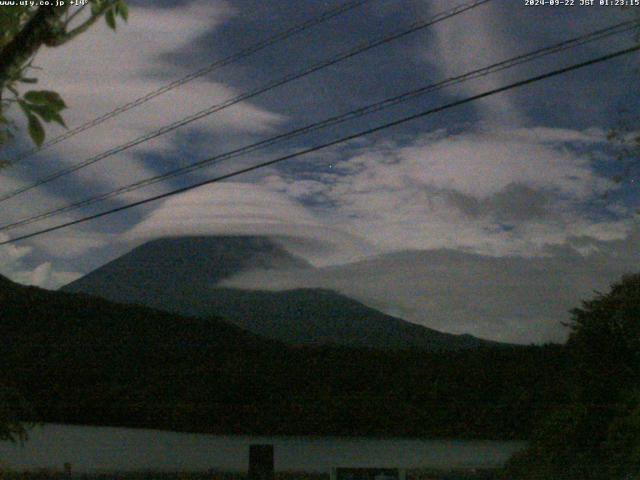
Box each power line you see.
[1,43,637,247]
[0,0,492,204]
[3,0,375,165]
[0,19,635,233]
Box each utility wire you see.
[1,43,637,246]
[0,19,636,234]
[0,0,492,204]
[4,0,374,165]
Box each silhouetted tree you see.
[506,274,640,479]
[0,1,128,161]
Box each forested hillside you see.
[62,236,494,350]
[1,275,566,439]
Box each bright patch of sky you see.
[0,0,638,342]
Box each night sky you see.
[1,0,639,343]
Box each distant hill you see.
[193,287,488,350]
[0,273,566,438]
[62,235,493,350]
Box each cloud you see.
[261,127,623,256]
[1,0,285,215]
[0,0,634,348]
[0,0,292,277]
[126,182,377,265]
[139,125,638,344]
[0,233,32,267]
[0,234,82,289]
[422,0,524,125]
[221,225,640,344]
[393,129,607,200]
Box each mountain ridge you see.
[62,235,495,350]
[0,273,566,438]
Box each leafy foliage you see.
[0,1,127,160]
[0,7,32,48]
[17,90,67,146]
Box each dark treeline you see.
[0,275,566,439]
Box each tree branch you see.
[63,3,88,29]
[48,1,118,47]
[0,6,67,84]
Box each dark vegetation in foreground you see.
[0,274,564,440]
[2,273,638,478]
[505,274,640,480]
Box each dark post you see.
[248,444,274,480]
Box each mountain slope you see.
[0,274,566,438]
[62,236,311,312]
[0,274,284,433]
[199,288,487,349]
[62,235,493,350]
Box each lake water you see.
[0,424,526,473]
